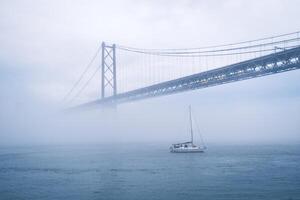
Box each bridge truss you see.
[78,46,300,109]
[63,31,300,110]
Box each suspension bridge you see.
[63,32,300,109]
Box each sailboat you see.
[170,106,206,153]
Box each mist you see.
[1,0,300,146]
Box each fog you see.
[1,0,300,146]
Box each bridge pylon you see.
[101,42,117,98]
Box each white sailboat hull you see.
[170,145,205,153]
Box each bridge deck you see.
[73,46,300,109]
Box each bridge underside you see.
[73,46,300,110]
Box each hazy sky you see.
[1,0,300,145]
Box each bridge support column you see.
[101,42,117,98]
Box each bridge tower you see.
[101,42,117,98]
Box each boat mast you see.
[189,105,194,144]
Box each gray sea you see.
[0,144,299,200]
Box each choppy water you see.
[0,144,299,200]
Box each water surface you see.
[0,144,299,200]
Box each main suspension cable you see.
[117,44,300,57]
[117,37,299,55]
[117,31,299,52]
